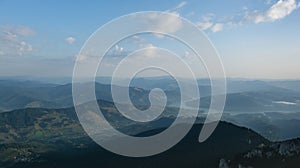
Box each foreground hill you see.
[0,103,269,168]
[220,138,300,168]
[0,122,269,168]
[1,101,300,167]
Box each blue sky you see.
[0,0,300,79]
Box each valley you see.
[0,78,300,167]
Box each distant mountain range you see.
[1,78,300,140]
[0,78,300,167]
[187,90,300,112]
[1,78,299,112]
[0,81,159,112]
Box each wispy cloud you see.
[138,44,159,58]
[1,25,36,36]
[246,0,300,23]
[172,1,187,11]
[0,25,35,56]
[195,0,300,33]
[132,35,144,43]
[265,0,274,5]
[196,14,214,30]
[142,1,187,35]
[65,36,75,44]
[75,54,88,62]
[186,11,195,17]
[114,44,124,53]
[211,23,224,32]
[196,14,224,33]
[142,12,183,34]
[166,1,187,13]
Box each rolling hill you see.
[0,103,269,168]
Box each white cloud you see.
[166,1,187,12]
[27,44,33,52]
[0,25,34,56]
[143,46,158,58]
[18,41,26,55]
[132,35,144,43]
[186,11,195,17]
[195,0,300,33]
[211,23,224,32]
[139,43,155,48]
[131,43,160,58]
[75,54,88,62]
[226,21,241,29]
[196,17,214,30]
[74,51,102,63]
[0,25,36,37]
[173,1,187,11]
[196,14,225,33]
[184,51,191,59]
[114,44,124,53]
[142,12,183,34]
[196,14,214,30]
[14,26,36,36]
[152,32,166,38]
[273,101,297,105]
[247,0,300,23]
[20,41,26,46]
[65,36,75,44]
[267,0,299,20]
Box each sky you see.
[0,0,300,79]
